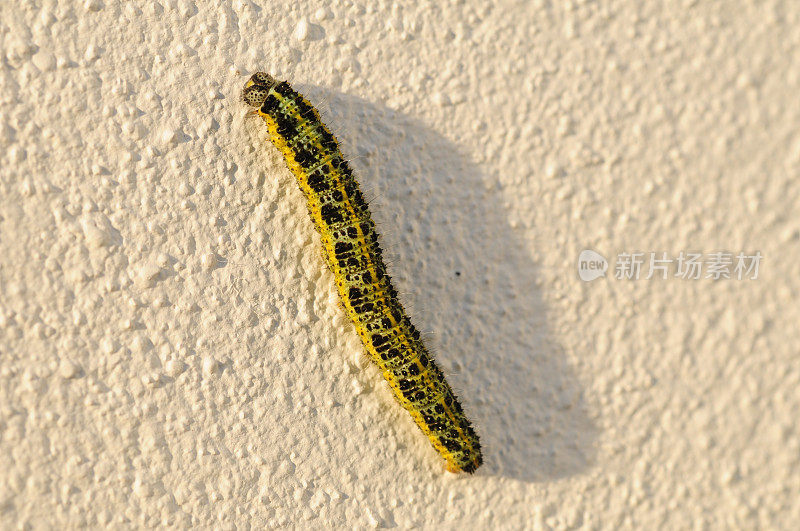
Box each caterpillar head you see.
[242,72,278,107]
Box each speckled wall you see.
[1,0,798,528]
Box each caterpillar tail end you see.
[444,449,483,474]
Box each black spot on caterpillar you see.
[243,72,482,473]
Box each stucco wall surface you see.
[1,0,798,528]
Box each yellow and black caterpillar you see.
[243,72,482,473]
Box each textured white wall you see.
[1,0,798,528]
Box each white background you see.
[1,0,798,528]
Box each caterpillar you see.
[242,72,482,473]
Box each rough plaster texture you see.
[1,0,799,528]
